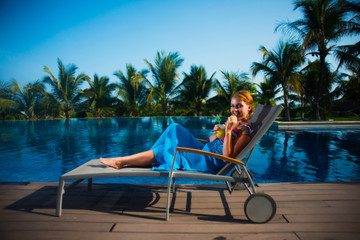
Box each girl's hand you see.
[213,124,221,135]
[226,116,238,133]
[208,124,221,142]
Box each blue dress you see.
[151,123,225,174]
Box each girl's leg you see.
[100,150,155,169]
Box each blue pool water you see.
[0,118,359,184]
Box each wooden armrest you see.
[175,147,244,166]
[197,138,208,143]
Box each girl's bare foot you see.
[100,157,124,169]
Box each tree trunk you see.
[65,110,70,119]
[132,105,138,117]
[196,101,201,117]
[282,84,291,121]
[314,53,326,120]
[301,97,305,120]
[64,104,70,119]
[162,100,167,116]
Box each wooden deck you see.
[1,181,360,240]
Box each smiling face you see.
[230,97,251,121]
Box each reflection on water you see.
[253,129,360,183]
[0,118,359,183]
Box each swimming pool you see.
[1,118,359,184]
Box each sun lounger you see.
[56,104,283,223]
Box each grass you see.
[331,116,360,121]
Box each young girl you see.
[100,90,254,174]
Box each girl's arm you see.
[223,133,251,158]
[222,117,251,158]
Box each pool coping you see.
[274,121,360,130]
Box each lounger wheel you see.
[244,193,276,223]
[231,169,253,190]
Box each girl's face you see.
[230,97,251,121]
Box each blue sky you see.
[0,0,356,89]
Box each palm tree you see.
[175,65,215,116]
[335,0,360,68]
[301,59,344,118]
[144,51,184,116]
[338,57,360,112]
[212,71,255,113]
[6,79,45,119]
[37,93,62,119]
[256,78,281,106]
[81,74,117,118]
[114,64,149,116]
[43,58,89,119]
[276,0,349,120]
[251,39,304,121]
[0,80,17,119]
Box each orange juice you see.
[216,124,225,139]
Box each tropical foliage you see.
[43,58,89,119]
[0,81,14,119]
[0,80,45,120]
[1,0,359,120]
[174,65,215,116]
[276,0,353,119]
[144,51,184,116]
[335,0,360,68]
[81,74,117,118]
[114,65,149,117]
[251,39,304,120]
[300,60,344,118]
[256,78,281,106]
[337,57,360,113]
[210,71,256,115]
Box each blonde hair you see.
[231,90,254,116]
